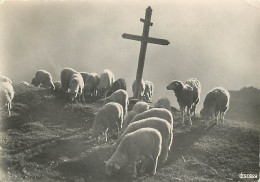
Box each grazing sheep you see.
[0,75,12,84]
[143,80,154,102]
[0,82,14,115]
[121,101,149,130]
[68,73,85,102]
[80,72,90,84]
[103,89,129,116]
[60,68,78,92]
[92,102,124,141]
[117,117,173,163]
[97,69,115,98]
[53,81,62,91]
[32,70,55,90]
[20,81,29,86]
[31,77,39,87]
[154,97,171,112]
[106,128,162,178]
[132,79,145,100]
[167,78,201,125]
[83,73,100,101]
[131,108,173,129]
[106,78,126,97]
[200,87,230,125]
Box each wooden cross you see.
[122,6,170,100]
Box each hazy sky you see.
[0,0,260,109]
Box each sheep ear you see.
[114,163,120,170]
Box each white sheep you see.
[97,69,115,98]
[143,80,154,102]
[68,73,85,102]
[117,117,173,163]
[60,68,78,92]
[20,81,29,86]
[83,72,100,101]
[200,87,230,126]
[103,89,129,116]
[154,97,171,112]
[0,75,12,84]
[131,108,173,128]
[121,101,149,130]
[32,70,55,90]
[92,102,124,141]
[132,79,145,100]
[106,128,162,178]
[0,82,14,115]
[167,78,201,125]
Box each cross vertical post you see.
[134,6,152,99]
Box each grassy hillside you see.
[0,85,259,181]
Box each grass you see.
[0,84,259,181]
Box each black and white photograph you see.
[0,0,259,181]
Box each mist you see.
[1,0,260,109]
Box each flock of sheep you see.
[0,68,230,177]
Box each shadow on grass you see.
[54,120,217,182]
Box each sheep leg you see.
[131,162,137,178]
[193,105,196,116]
[180,106,185,123]
[150,156,159,176]
[104,129,108,142]
[187,107,192,125]
[161,144,169,163]
[220,112,224,124]
[140,157,149,174]
[7,102,11,116]
[215,111,219,124]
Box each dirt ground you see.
[0,85,259,181]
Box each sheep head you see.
[105,160,121,176]
[200,107,215,119]
[31,77,39,86]
[167,80,183,92]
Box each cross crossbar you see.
[122,33,170,45]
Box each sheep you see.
[106,78,126,97]
[121,101,149,131]
[103,89,129,116]
[117,117,173,164]
[80,72,90,84]
[200,87,230,126]
[53,81,62,91]
[0,75,12,84]
[167,78,201,125]
[106,128,162,178]
[83,72,100,102]
[154,97,171,112]
[130,108,173,129]
[92,102,124,141]
[143,80,154,102]
[68,73,85,102]
[31,77,39,87]
[20,81,29,86]
[60,68,78,92]
[0,82,14,115]
[32,70,55,90]
[97,69,115,98]
[132,79,145,100]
